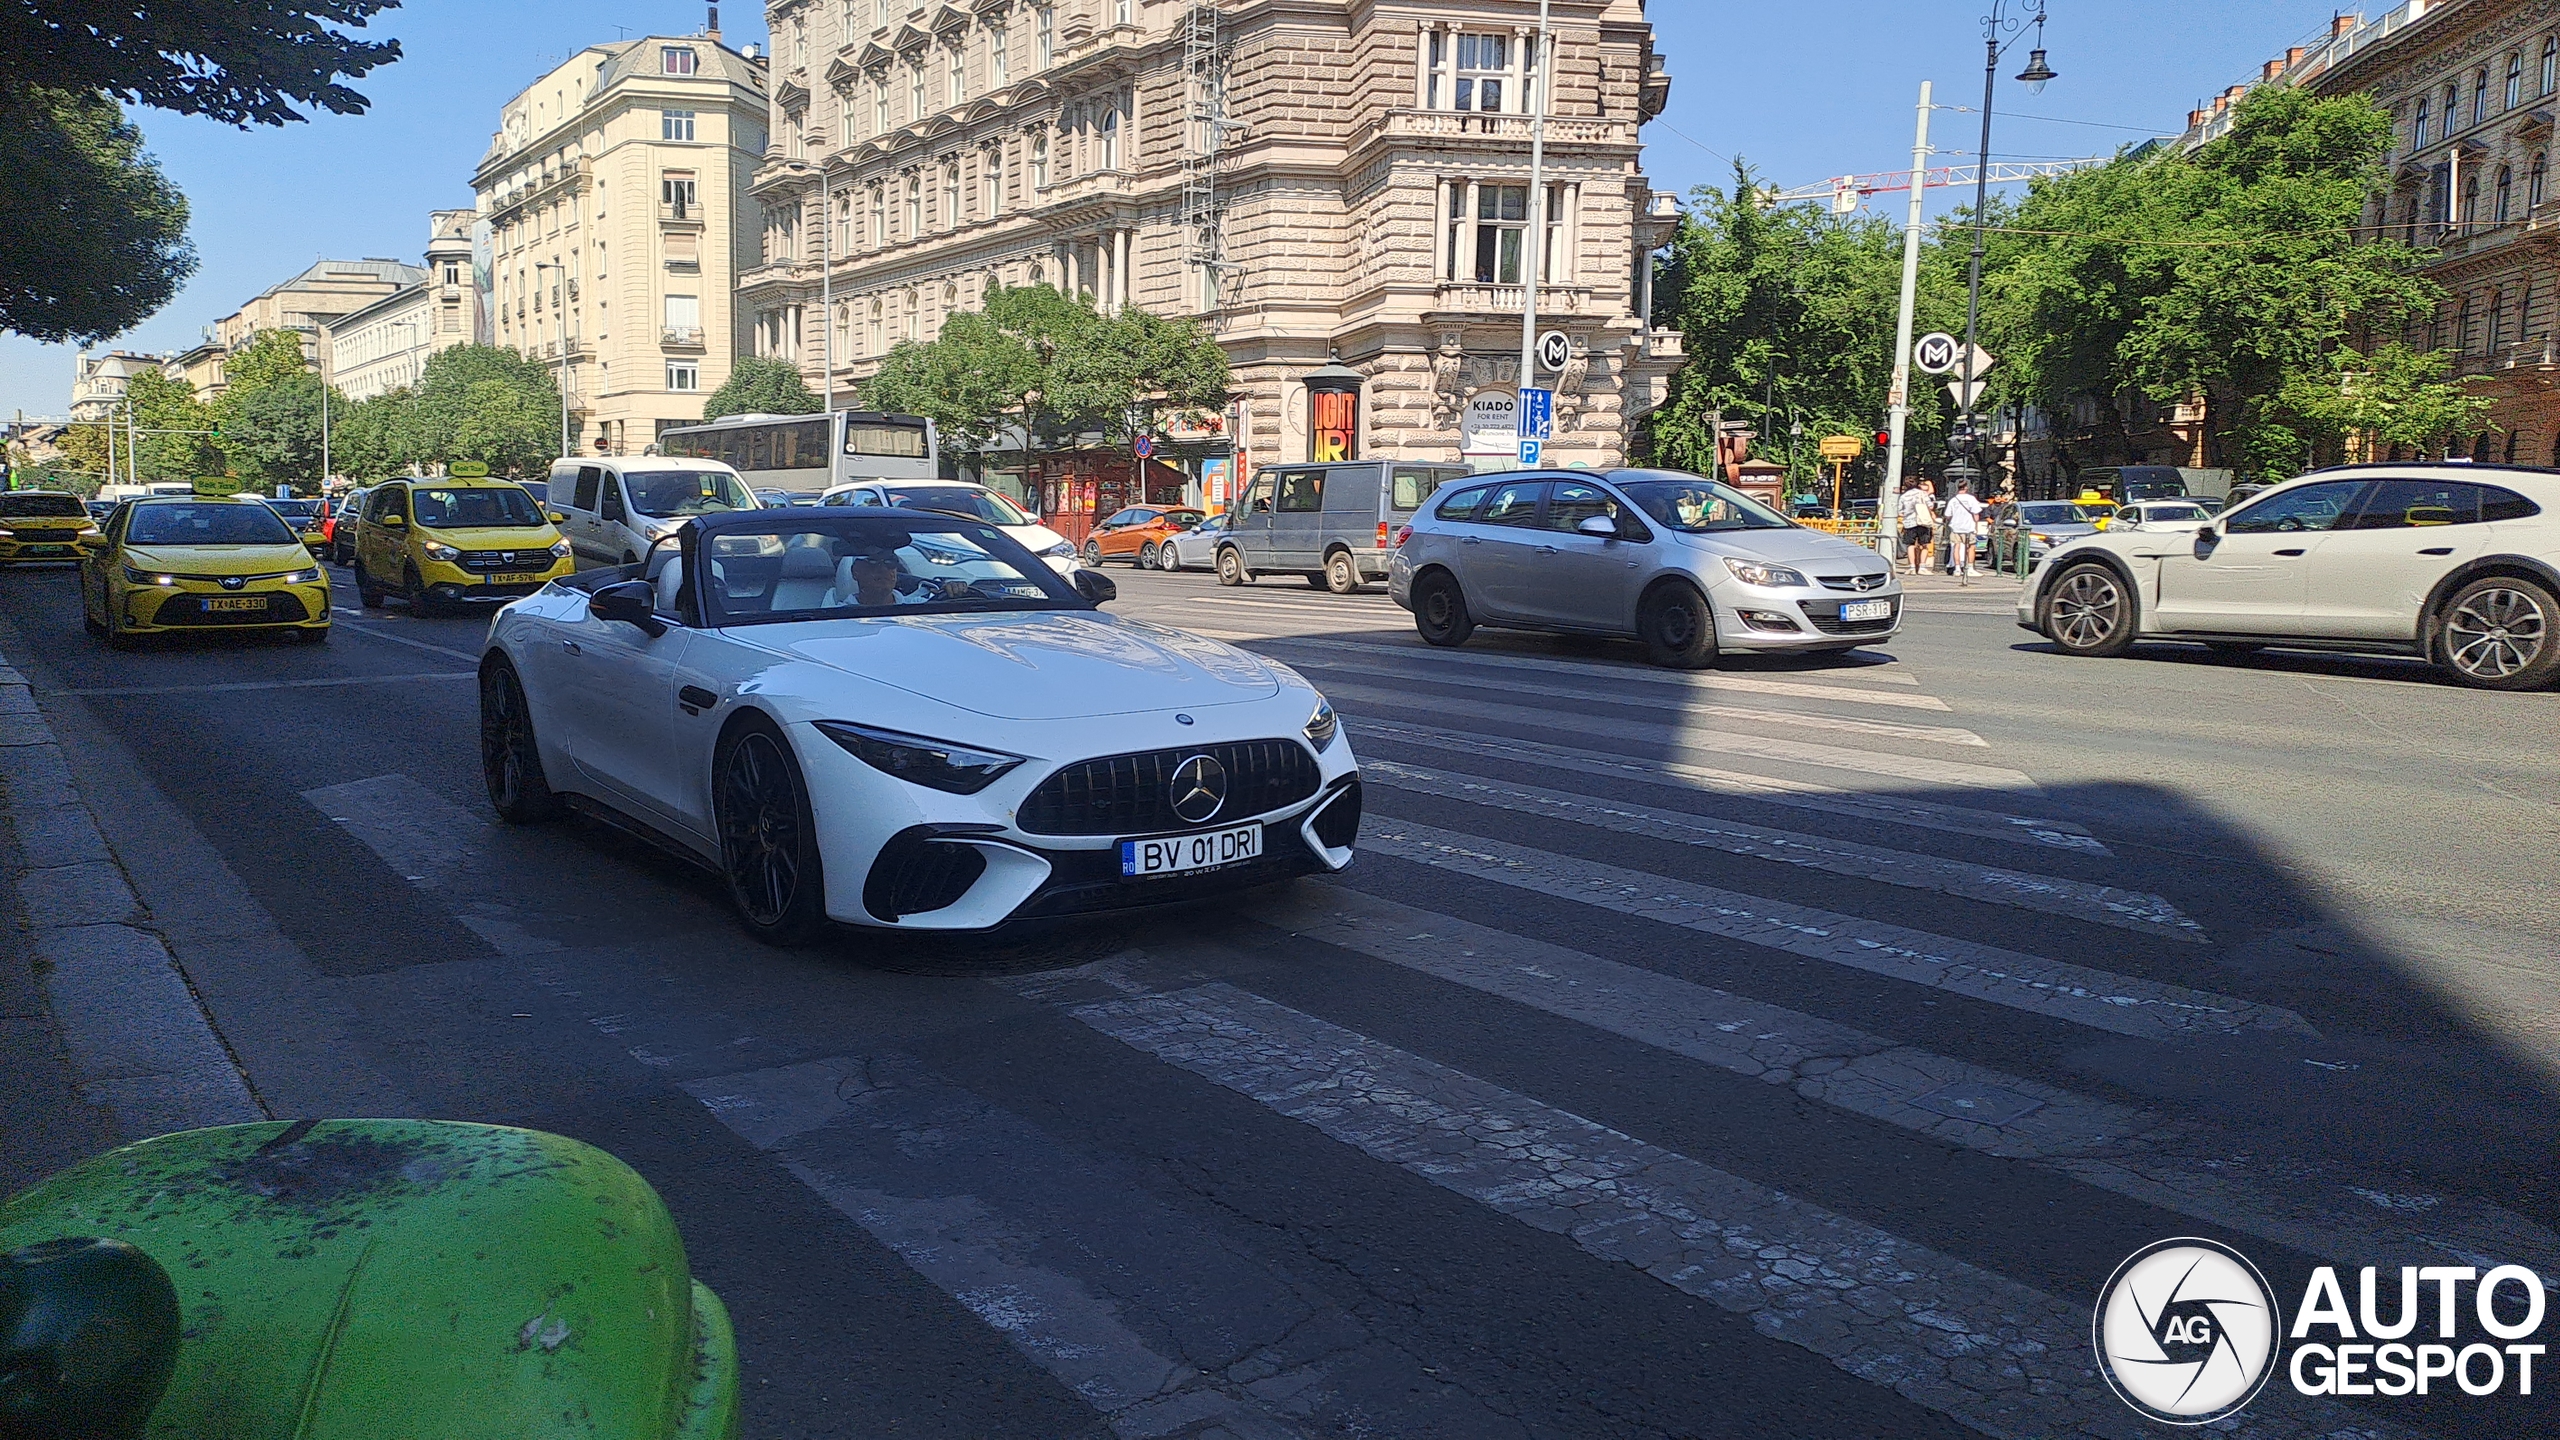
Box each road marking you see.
[1292,657,1988,745]
[1263,886,2560,1276]
[302,774,561,955]
[1320,679,2040,791]
[1025,974,2403,1440]
[58,671,473,699]
[1243,630,1927,686]
[1360,817,2315,1040]
[1350,718,2106,853]
[1360,758,2194,938]
[1254,636,1951,708]
[329,617,485,663]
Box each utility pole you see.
[1514,0,1554,395]
[1879,81,1932,563]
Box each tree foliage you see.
[210,331,337,486]
[125,370,223,484]
[0,1,403,129]
[0,90,195,344]
[331,345,563,481]
[701,357,822,423]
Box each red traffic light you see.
[1872,431,1891,449]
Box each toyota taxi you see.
[0,491,102,563]
[81,480,330,647]
[351,464,575,618]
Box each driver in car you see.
[843,542,973,607]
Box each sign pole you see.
[1880,80,1932,563]
[1515,0,1554,405]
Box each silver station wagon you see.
[1388,468,1904,668]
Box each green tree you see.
[701,357,822,421]
[0,1,402,128]
[125,369,222,484]
[403,345,562,476]
[212,330,343,486]
[0,90,194,344]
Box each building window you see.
[1114,0,1131,24]
[441,305,462,334]
[2414,97,2429,148]
[942,161,960,229]
[867,182,885,248]
[1037,7,1054,68]
[2534,153,2548,211]
[1429,33,1510,113]
[834,192,853,254]
[1098,103,1120,170]
[1541,182,1567,281]
[661,171,698,219]
[990,23,1009,86]
[984,143,1006,214]
[909,61,925,120]
[2491,289,2507,351]
[1031,131,1049,188]
[667,360,699,390]
[842,90,858,145]
[662,47,697,75]
[2458,295,2474,350]
[2475,68,2491,125]
[904,173,922,236]
[2509,53,2526,110]
[2498,164,2515,223]
[441,261,461,285]
[2545,38,2558,97]
[1473,183,1528,283]
[949,43,967,104]
[2463,174,2480,231]
[2446,83,2461,133]
[903,287,920,341]
[867,299,884,354]
[664,293,700,342]
[664,231,699,269]
[874,77,891,134]
[663,109,695,142]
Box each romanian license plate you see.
[1841,599,1893,622]
[1120,823,1263,878]
[488,572,545,586]
[204,596,266,613]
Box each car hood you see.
[2026,522,2100,538]
[737,612,1288,720]
[120,543,314,575]
[1680,527,1891,571]
[1005,520,1070,555]
[416,524,565,551]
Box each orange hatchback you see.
[1082,504,1207,568]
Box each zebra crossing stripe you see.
[1249,635,1952,708]
[1360,758,2197,938]
[1052,977,2413,1440]
[1361,818,2316,1041]
[1351,718,2108,854]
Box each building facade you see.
[69,351,164,422]
[741,0,1679,507]
[327,211,480,401]
[473,26,771,455]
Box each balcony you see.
[662,326,706,348]
[1368,109,1636,150]
[1428,282,1595,318]
[1642,328,1684,363]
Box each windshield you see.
[127,502,299,547]
[263,499,321,519]
[1158,509,1205,529]
[414,485,545,529]
[2142,505,2207,522]
[880,485,1032,526]
[2018,503,2084,525]
[627,469,757,519]
[696,516,1080,625]
[0,494,89,518]
[1612,472,1795,532]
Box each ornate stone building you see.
[742,0,1681,503]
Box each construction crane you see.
[1766,156,2114,215]
[1182,0,1238,310]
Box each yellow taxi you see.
[2073,489,2121,530]
[0,491,102,563]
[79,482,330,649]
[350,465,574,618]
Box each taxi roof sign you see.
[191,476,243,497]
[448,461,491,479]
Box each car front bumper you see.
[0,535,92,562]
[418,556,576,604]
[118,579,332,632]
[1711,578,1903,651]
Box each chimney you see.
[2287,46,2307,66]
[707,4,722,42]
[2333,14,2358,39]
[2189,108,2209,130]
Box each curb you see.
[0,653,266,1139]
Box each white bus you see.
[658,411,938,504]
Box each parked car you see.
[1082,504,1206,568]
[2018,463,2560,689]
[1218,459,1471,594]
[549,457,761,568]
[326,487,374,565]
[478,508,1360,940]
[1162,512,1231,572]
[2109,500,2215,533]
[816,478,1079,575]
[1389,468,1902,668]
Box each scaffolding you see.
[1182,0,1236,314]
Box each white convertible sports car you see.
[478,508,1361,942]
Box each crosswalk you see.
[306,597,2541,1438]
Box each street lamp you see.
[777,159,835,416]
[1952,1,2058,509]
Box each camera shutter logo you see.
[2094,1237,2281,1425]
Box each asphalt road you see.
[4,553,2556,1439]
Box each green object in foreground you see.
[0,1121,737,1440]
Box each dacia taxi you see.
[80,481,330,648]
[351,464,574,618]
[0,491,102,563]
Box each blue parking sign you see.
[1517,438,1543,465]
[1518,387,1555,441]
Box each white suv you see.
[2018,464,2559,689]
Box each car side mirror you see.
[1575,514,1619,539]
[547,511,567,524]
[1072,568,1117,606]
[380,514,406,529]
[590,579,666,636]
[75,534,109,553]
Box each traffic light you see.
[1872,429,1891,450]
[209,419,222,439]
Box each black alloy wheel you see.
[405,565,444,619]
[1639,582,1717,669]
[2039,562,2138,658]
[715,720,829,945]
[480,660,565,823]
[1216,546,1251,587]
[2437,577,2560,690]
[1412,571,1474,647]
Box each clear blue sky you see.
[3,0,2346,418]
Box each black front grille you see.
[1804,599,1900,635]
[1018,739,1323,836]
[461,549,553,573]
[864,829,989,921]
[1816,572,1893,593]
[153,593,311,626]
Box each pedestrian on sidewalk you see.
[1898,484,1937,576]
[1945,479,1986,586]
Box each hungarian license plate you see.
[488,572,545,586]
[26,545,67,555]
[204,596,266,613]
[1841,599,1893,622]
[1120,823,1263,878]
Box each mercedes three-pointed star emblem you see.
[1169,754,1228,825]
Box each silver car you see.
[1987,499,2101,574]
[1388,468,1903,668]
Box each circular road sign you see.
[1536,330,1572,374]
[1133,434,1155,460]
[1913,332,1960,375]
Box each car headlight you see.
[1304,699,1339,751]
[1722,558,1809,588]
[2030,532,2055,545]
[122,566,176,586]
[814,721,1025,794]
[549,539,573,559]
[1040,540,1076,559]
[285,568,322,584]
[421,541,462,562]
[79,524,101,536]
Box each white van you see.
[548,456,761,568]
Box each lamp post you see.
[1950,1,2057,514]
[778,160,835,415]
